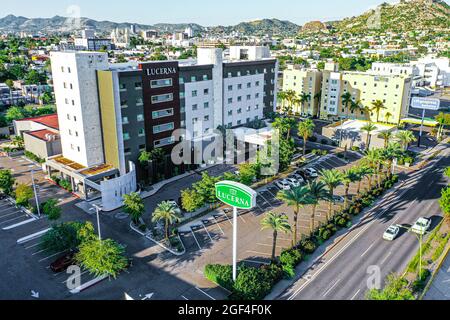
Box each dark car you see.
[50,252,76,273]
[296,170,308,180]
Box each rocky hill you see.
[209,19,300,36]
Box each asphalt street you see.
[279,144,450,301]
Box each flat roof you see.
[25,129,59,141]
[16,114,59,130]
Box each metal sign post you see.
[215,181,257,282]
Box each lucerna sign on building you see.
[146,67,177,76]
[215,181,257,210]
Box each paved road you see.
[279,145,450,301]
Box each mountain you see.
[209,19,300,36]
[301,21,328,33]
[327,0,449,34]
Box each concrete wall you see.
[100,161,137,211]
[23,133,62,159]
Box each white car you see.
[290,174,305,184]
[383,225,400,241]
[286,178,301,188]
[276,180,291,190]
[305,168,319,179]
[411,217,432,235]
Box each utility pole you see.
[93,204,102,240]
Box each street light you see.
[398,225,425,276]
[92,204,102,241]
[31,170,41,218]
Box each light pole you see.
[92,204,102,240]
[398,225,424,276]
[31,170,41,218]
[232,206,238,281]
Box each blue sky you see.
[0,0,399,26]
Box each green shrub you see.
[300,239,317,254]
[233,266,277,300]
[280,249,303,268]
[204,264,234,291]
[412,269,431,292]
[351,146,360,152]
[39,221,95,254]
[24,151,45,164]
[59,179,72,192]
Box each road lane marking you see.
[361,243,376,258]
[323,279,341,297]
[351,289,362,300]
[181,295,189,300]
[195,287,216,300]
[380,251,393,265]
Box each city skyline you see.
[0,0,402,26]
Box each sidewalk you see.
[423,247,450,300]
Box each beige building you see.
[320,62,412,124]
[282,65,322,116]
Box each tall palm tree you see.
[314,91,322,118]
[341,92,353,119]
[363,149,383,188]
[371,100,387,123]
[320,169,344,221]
[343,169,360,208]
[355,166,372,195]
[306,181,331,234]
[151,201,182,242]
[381,142,403,179]
[299,92,311,116]
[385,112,393,124]
[361,123,377,150]
[261,212,292,262]
[277,186,312,246]
[378,130,393,148]
[277,91,287,112]
[349,100,362,119]
[285,89,297,116]
[298,119,315,156]
[396,130,417,151]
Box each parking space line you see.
[259,193,274,209]
[0,215,27,225]
[39,250,67,263]
[246,250,272,257]
[195,287,216,300]
[257,243,287,250]
[0,211,22,219]
[351,289,362,300]
[32,249,47,256]
[241,259,270,266]
[181,295,189,300]
[212,216,225,235]
[191,230,202,250]
[202,224,214,242]
[222,212,232,225]
[25,242,41,250]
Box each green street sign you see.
[215,181,257,210]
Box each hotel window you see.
[65,98,69,104]
[119,83,126,90]
[70,83,73,90]
[237,108,242,114]
[255,105,259,110]
[137,114,144,122]
[135,82,142,89]
[69,129,72,135]
[77,147,80,152]
[192,118,198,124]
[61,67,65,73]
[124,148,131,156]
[247,95,251,100]
[256,81,260,87]
[204,115,209,121]
[203,75,208,81]
[228,85,233,91]
[75,131,78,137]
[154,136,175,147]
[228,110,233,116]
[121,99,128,107]
[264,68,267,74]
[72,100,75,106]
[192,90,198,97]
[74,116,77,122]
[152,108,174,119]
[228,72,232,78]
[237,120,242,125]
[151,93,173,104]
[139,144,146,151]
[136,98,143,106]
[255,93,260,99]
[123,132,130,141]
[204,102,209,109]
[122,116,129,124]
[191,76,197,82]
[246,106,251,112]
[228,98,233,104]
[247,70,251,75]
[180,92,185,99]
[151,78,173,88]
[138,128,145,137]
[179,77,184,84]
[237,96,242,102]
[63,82,67,89]
[67,114,70,120]
[68,67,71,73]
[238,84,242,90]
[153,122,174,134]
[204,89,209,95]
[192,104,198,111]
[247,82,251,88]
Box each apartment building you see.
[320,62,412,124]
[282,64,322,116]
[45,47,277,208]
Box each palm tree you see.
[361,123,377,150]
[261,212,292,262]
[151,201,182,242]
[343,169,360,208]
[284,89,297,116]
[355,166,372,195]
[314,91,322,118]
[341,92,353,119]
[363,149,383,188]
[298,119,315,156]
[371,100,387,123]
[385,112,393,124]
[306,181,331,233]
[299,92,311,116]
[378,130,393,148]
[349,100,362,119]
[320,169,344,221]
[277,91,287,112]
[396,130,417,151]
[381,142,403,179]
[277,186,312,246]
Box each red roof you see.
[25,129,60,141]
[17,114,59,130]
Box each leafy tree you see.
[25,70,46,85]
[0,169,15,195]
[40,92,53,104]
[12,135,24,149]
[298,119,315,156]
[152,201,181,241]
[355,166,372,194]
[320,169,344,221]
[278,138,295,172]
[367,274,414,300]
[261,212,291,261]
[396,130,417,151]
[378,130,393,148]
[445,167,450,179]
[306,181,331,233]
[440,187,450,221]
[5,106,26,123]
[123,192,145,225]
[42,199,61,221]
[193,173,220,204]
[0,114,7,127]
[15,184,33,207]
[76,238,128,279]
[238,163,257,186]
[181,188,204,212]
[277,186,313,246]
[39,222,95,254]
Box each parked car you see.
[332,195,345,203]
[304,168,319,179]
[411,217,432,235]
[290,174,305,184]
[276,180,291,191]
[286,178,301,188]
[50,252,76,273]
[296,170,308,180]
[383,225,400,241]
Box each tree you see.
[367,274,414,300]
[15,184,33,207]
[0,114,7,127]
[152,201,182,242]
[238,163,257,186]
[355,166,372,194]
[381,143,403,178]
[341,92,353,119]
[378,130,393,148]
[298,119,315,156]
[193,173,221,204]
[320,169,344,221]
[349,100,362,119]
[123,192,145,225]
[445,167,450,179]
[5,106,26,123]
[40,92,53,104]
[272,117,290,139]
[314,92,322,118]
[42,199,61,221]
[261,212,291,261]
[76,238,128,279]
[181,188,204,212]
[396,130,417,151]
[371,100,387,123]
[306,181,331,233]
[299,92,311,116]
[363,150,382,189]
[440,187,450,221]
[385,112,393,124]
[0,169,15,195]
[277,186,312,246]
[361,123,377,150]
[343,169,360,208]
[12,135,24,149]
[39,221,95,254]
[278,138,296,172]
[435,112,450,140]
